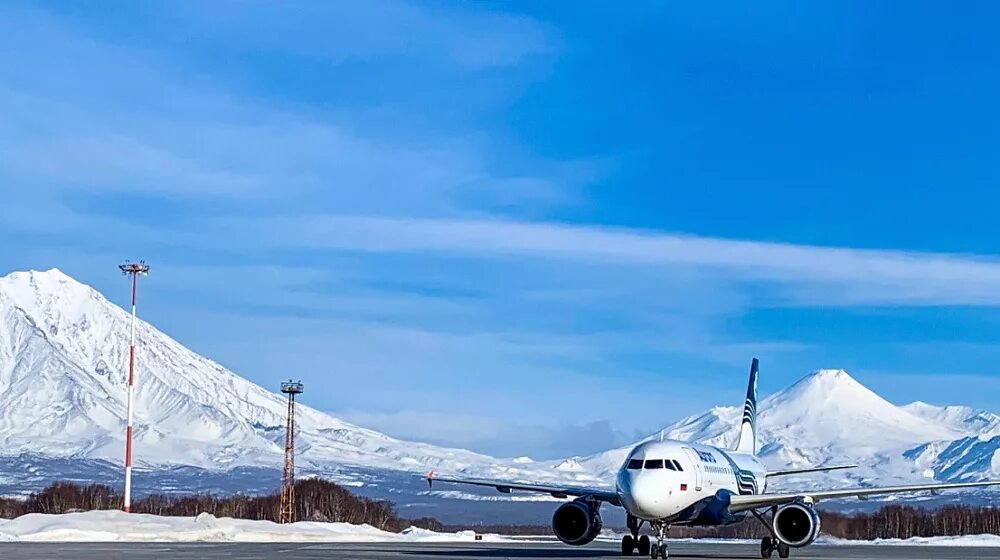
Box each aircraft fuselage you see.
[616,439,766,525]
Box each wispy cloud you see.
[0,2,569,212]
[207,214,1000,307]
[136,0,558,70]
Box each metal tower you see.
[279,380,304,524]
[118,260,150,513]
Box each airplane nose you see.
[628,475,672,518]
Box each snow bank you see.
[819,534,1000,547]
[3,511,997,546]
[0,511,506,543]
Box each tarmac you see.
[0,541,995,560]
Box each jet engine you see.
[772,502,821,547]
[551,498,603,546]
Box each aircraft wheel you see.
[777,542,790,558]
[760,537,773,558]
[658,543,669,559]
[621,534,635,556]
[637,535,651,557]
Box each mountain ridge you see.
[0,268,587,485]
[1,268,998,504]
[576,368,999,489]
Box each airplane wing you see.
[766,464,858,477]
[426,472,621,506]
[728,480,1000,512]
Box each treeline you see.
[823,505,1000,540]
[664,505,1000,540]
[0,480,442,532]
[3,483,998,540]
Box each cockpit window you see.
[630,458,684,470]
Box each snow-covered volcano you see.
[0,269,586,485]
[577,369,1000,491]
[1,268,998,512]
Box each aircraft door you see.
[681,447,703,492]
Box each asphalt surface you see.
[0,542,995,560]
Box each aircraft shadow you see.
[400,552,605,558]
[399,549,750,559]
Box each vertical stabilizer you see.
[734,358,758,455]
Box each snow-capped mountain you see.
[1,268,998,519]
[0,269,590,485]
[576,369,1000,492]
[903,401,1000,437]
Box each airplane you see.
[427,359,1000,558]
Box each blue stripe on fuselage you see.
[669,490,746,526]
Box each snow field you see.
[1,511,996,545]
[0,510,507,543]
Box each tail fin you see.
[734,358,758,455]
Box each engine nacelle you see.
[772,502,821,547]
[551,499,603,546]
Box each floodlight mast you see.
[279,380,304,523]
[118,260,150,513]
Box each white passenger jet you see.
[428,359,1000,558]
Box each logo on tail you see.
[734,358,758,455]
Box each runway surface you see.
[0,541,996,560]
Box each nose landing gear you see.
[649,522,669,559]
[620,515,668,558]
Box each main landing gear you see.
[637,535,651,557]
[621,514,644,556]
[620,515,654,557]
[760,537,790,559]
[621,534,649,556]
[620,515,668,558]
[753,508,790,558]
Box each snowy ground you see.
[1,512,997,545]
[0,511,508,543]
[818,534,1000,547]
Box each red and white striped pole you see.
[119,261,149,513]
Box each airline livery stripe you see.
[742,398,756,425]
[736,470,759,495]
[716,447,760,496]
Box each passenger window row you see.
[626,459,684,471]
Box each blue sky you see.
[4,1,1000,459]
